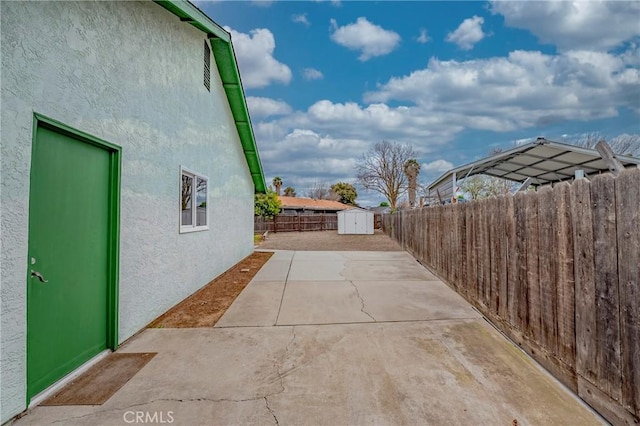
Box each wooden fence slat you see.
[514,192,528,332]
[538,186,558,355]
[505,195,517,327]
[496,196,508,319]
[468,202,478,301]
[615,169,640,415]
[591,174,622,402]
[572,178,597,384]
[525,191,541,341]
[489,197,500,314]
[553,182,576,368]
[459,203,468,297]
[476,200,486,307]
[482,199,491,307]
[451,205,457,284]
[452,205,459,288]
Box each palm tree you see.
[283,186,296,197]
[403,159,420,208]
[272,176,283,196]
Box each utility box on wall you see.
[337,208,374,235]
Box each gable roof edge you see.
[153,0,266,193]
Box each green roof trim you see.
[153,0,266,193]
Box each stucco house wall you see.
[0,1,255,421]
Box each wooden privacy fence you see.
[382,168,639,425]
[255,213,338,233]
[255,213,384,233]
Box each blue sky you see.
[198,0,640,206]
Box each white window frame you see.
[179,166,209,233]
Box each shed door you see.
[346,212,356,234]
[27,124,116,399]
[355,213,367,234]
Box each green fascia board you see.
[153,0,230,42]
[153,0,266,193]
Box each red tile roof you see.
[278,196,351,211]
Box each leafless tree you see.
[181,175,207,209]
[356,141,416,210]
[306,181,339,200]
[567,133,640,157]
[459,147,517,200]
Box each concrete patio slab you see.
[291,251,349,261]
[251,260,291,281]
[17,323,602,426]
[15,249,603,426]
[276,281,372,325]
[215,281,285,327]
[260,250,295,262]
[343,260,439,281]
[287,260,347,281]
[342,251,415,261]
[351,280,481,322]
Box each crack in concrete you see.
[275,252,296,325]
[275,327,297,390]
[264,396,279,425]
[260,326,295,426]
[350,281,377,322]
[46,330,299,426]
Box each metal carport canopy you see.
[427,138,640,192]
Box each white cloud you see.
[246,97,292,119]
[302,68,324,80]
[292,13,310,27]
[225,27,292,89]
[242,14,637,207]
[365,48,640,130]
[330,17,401,61]
[255,101,463,170]
[422,160,454,173]
[446,16,485,50]
[491,1,640,51]
[417,28,430,44]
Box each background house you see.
[278,196,351,215]
[0,1,264,421]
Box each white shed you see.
[337,208,374,235]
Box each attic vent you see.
[204,40,211,91]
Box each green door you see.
[27,121,118,400]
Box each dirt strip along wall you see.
[382,168,639,426]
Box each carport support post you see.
[517,177,532,192]
[596,140,625,176]
[452,172,457,202]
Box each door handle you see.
[31,270,48,283]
